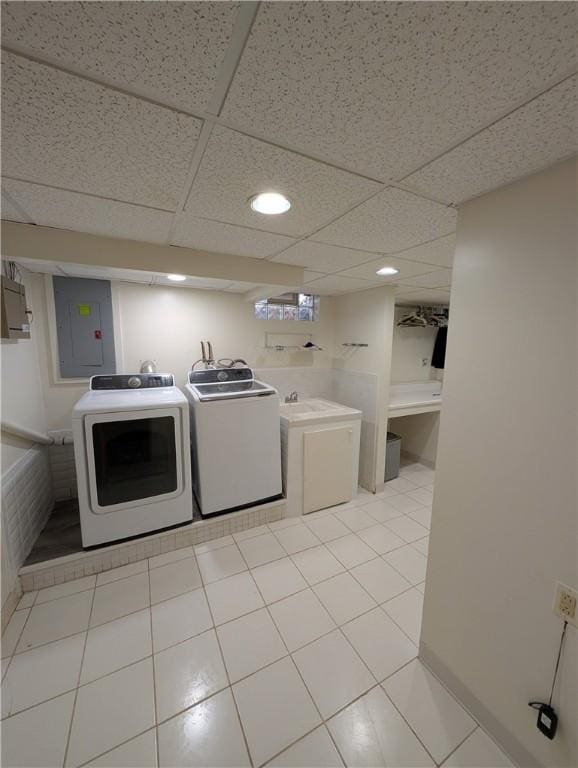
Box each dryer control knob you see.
[128,376,142,388]
[217,370,229,382]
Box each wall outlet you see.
[553,582,577,626]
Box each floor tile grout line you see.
[17,491,425,600]
[256,722,338,768]
[235,539,334,767]
[197,531,255,762]
[199,573,256,768]
[435,723,480,767]
[380,587,425,647]
[145,566,161,768]
[4,566,425,707]
[381,550,428,587]
[78,651,475,768]
[7,604,33,658]
[250,560,330,763]
[5,539,421,665]
[30,584,96,609]
[6,521,428,662]
[415,652,483,748]
[5,542,440,765]
[75,726,157,768]
[264,658,430,768]
[379,676,442,766]
[62,581,97,767]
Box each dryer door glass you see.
[92,416,177,506]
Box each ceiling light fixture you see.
[167,274,187,282]
[376,266,400,276]
[250,192,291,215]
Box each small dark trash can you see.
[385,432,401,482]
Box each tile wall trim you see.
[18,499,285,592]
[420,640,538,768]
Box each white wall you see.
[332,286,395,490]
[35,278,336,431]
[1,271,48,472]
[389,411,440,468]
[391,306,439,383]
[24,273,399,496]
[1,270,52,611]
[421,159,577,767]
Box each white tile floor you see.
[1,463,514,768]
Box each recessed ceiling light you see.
[167,274,187,282]
[376,266,400,276]
[250,192,291,215]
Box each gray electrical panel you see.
[53,276,116,378]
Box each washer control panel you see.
[188,367,253,384]
[91,374,174,390]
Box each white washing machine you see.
[185,367,282,517]
[72,373,193,547]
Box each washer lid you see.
[191,380,276,401]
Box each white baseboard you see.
[419,641,539,768]
[401,448,436,470]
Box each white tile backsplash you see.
[256,366,334,401]
[48,440,77,501]
[258,366,379,491]
[1,446,54,606]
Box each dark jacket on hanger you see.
[432,327,448,369]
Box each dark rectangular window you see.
[92,416,177,506]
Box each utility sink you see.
[281,399,341,414]
[280,397,362,426]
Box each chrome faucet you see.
[285,391,298,403]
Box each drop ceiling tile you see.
[399,269,453,289]
[405,76,578,204]
[304,275,380,296]
[2,179,173,243]
[386,234,456,269]
[1,2,239,112]
[303,270,327,283]
[1,191,30,222]
[312,188,456,253]
[171,216,295,259]
[272,241,377,272]
[222,3,577,179]
[185,126,380,237]
[1,53,202,209]
[339,255,440,283]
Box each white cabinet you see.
[280,399,361,517]
[303,427,354,513]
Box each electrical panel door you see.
[53,276,116,378]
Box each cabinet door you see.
[303,427,353,514]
